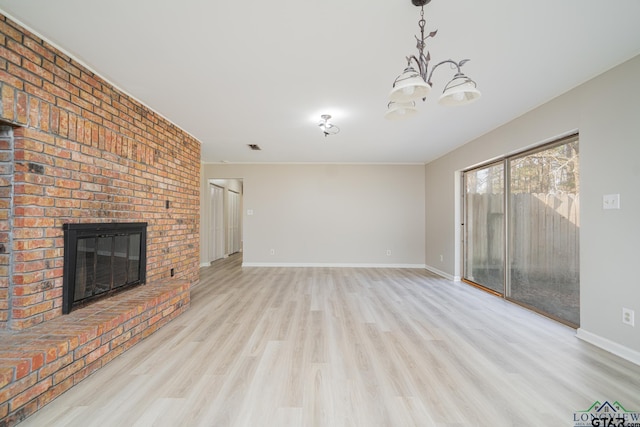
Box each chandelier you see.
[385,0,481,120]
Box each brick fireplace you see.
[0,13,200,425]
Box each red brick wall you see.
[0,14,201,330]
[0,125,12,328]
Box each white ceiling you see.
[1,0,639,164]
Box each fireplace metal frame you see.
[62,222,147,314]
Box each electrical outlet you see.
[622,308,635,326]
[440,254,444,262]
[386,249,392,256]
[269,248,275,255]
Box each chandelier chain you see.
[417,7,426,54]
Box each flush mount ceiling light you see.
[385,0,481,120]
[318,114,340,137]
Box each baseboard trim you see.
[241,262,427,269]
[424,265,460,281]
[576,328,640,366]
[199,262,211,268]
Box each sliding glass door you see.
[508,137,580,325]
[463,135,580,326]
[463,163,505,295]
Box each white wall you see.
[201,164,426,267]
[424,55,640,361]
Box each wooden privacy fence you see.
[466,193,580,283]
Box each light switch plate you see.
[603,194,620,210]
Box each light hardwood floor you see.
[20,254,640,426]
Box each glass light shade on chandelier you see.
[389,66,431,103]
[384,101,419,121]
[438,72,481,106]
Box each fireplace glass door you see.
[63,223,147,313]
[74,233,143,303]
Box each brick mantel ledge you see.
[0,279,191,426]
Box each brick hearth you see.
[0,279,190,426]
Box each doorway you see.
[209,184,225,263]
[207,179,243,264]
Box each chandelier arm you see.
[405,55,427,80]
[426,59,465,85]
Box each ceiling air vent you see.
[248,144,261,151]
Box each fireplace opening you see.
[63,223,147,314]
